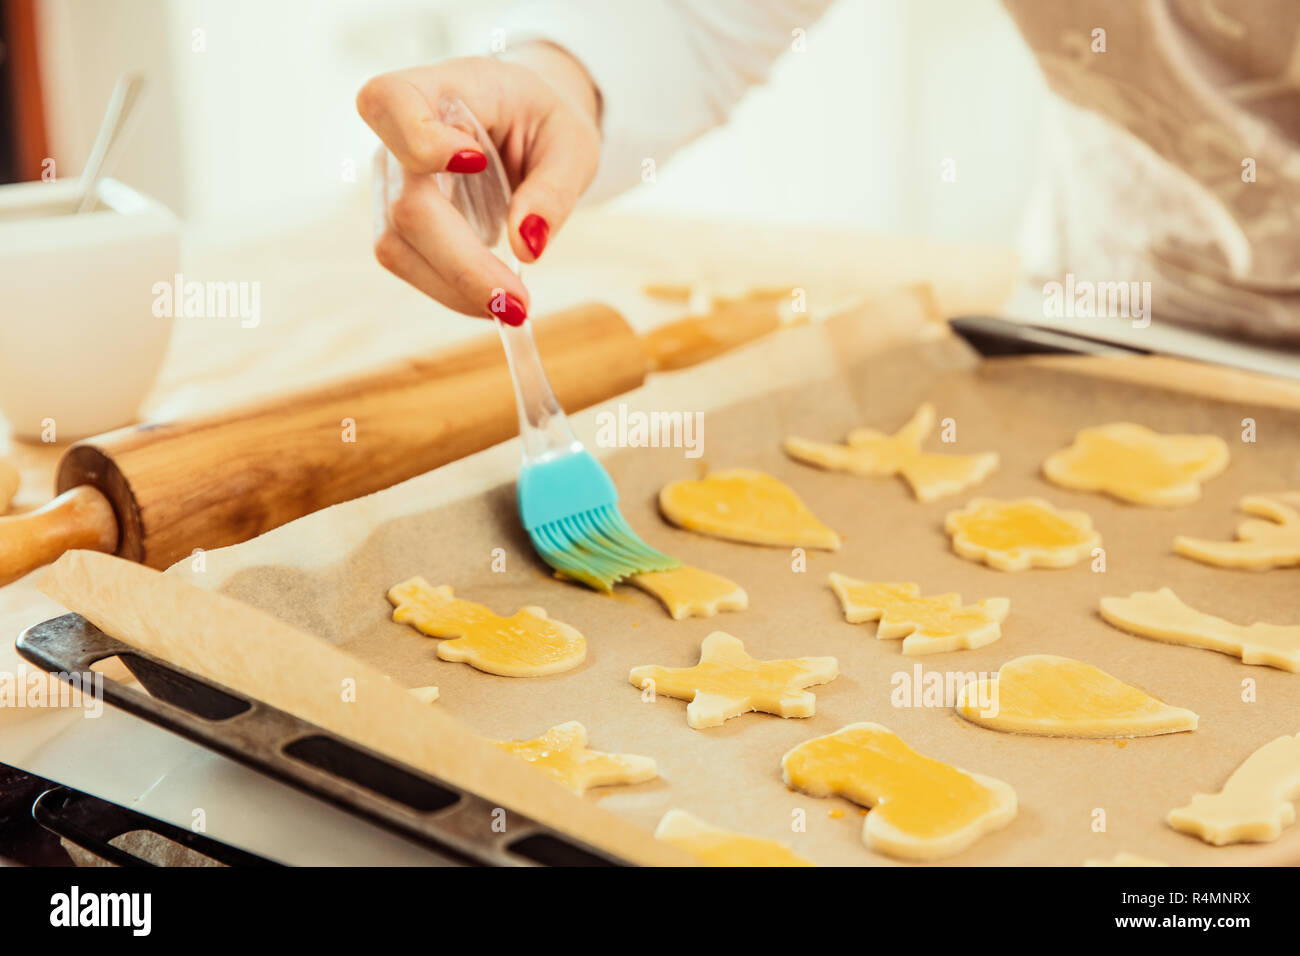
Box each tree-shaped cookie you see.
[828,572,1009,655]
[1174,494,1300,569]
[658,469,841,549]
[494,722,657,794]
[784,402,998,502]
[629,565,748,620]
[387,578,585,677]
[955,655,1198,738]
[944,498,1100,571]
[1100,588,1300,672]
[1168,732,1300,846]
[654,810,814,866]
[1042,422,1229,506]
[629,631,838,729]
[781,722,1017,861]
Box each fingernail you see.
[488,292,527,326]
[446,150,487,173]
[519,213,550,259]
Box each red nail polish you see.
[519,213,550,259]
[488,292,527,326]
[446,150,487,173]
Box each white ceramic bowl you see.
[0,178,179,441]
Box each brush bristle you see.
[529,503,679,591]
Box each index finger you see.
[356,69,485,174]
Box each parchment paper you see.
[169,290,1300,866]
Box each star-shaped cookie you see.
[629,631,838,729]
[494,721,657,794]
[829,572,1009,655]
[785,403,998,502]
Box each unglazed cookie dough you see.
[1100,588,1300,672]
[387,578,585,677]
[784,403,998,502]
[654,809,814,866]
[781,722,1017,861]
[955,655,1198,738]
[1084,853,1169,867]
[494,722,657,794]
[944,498,1101,571]
[628,565,748,620]
[828,572,1009,655]
[1174,494,1300,570]
[0,458,17,513]
[1168,732,1300,846]
[658,469,841,550]
[408,685,440,704]
[1042,422,1229,506]
[629,631,838,729]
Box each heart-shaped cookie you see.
[955,654,1198,738]
[659,469,840,549]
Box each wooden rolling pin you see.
[0,299,782,585]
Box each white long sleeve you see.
[502,0,836,201]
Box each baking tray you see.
[16,613,626,866]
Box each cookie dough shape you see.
[1168,732,1300,846]
[629,565,748,620]
[955,655,1198,738]
[658,469,840,550]
[387,578,585,677]
[1084,853,1169,867]
[654,810,814,866]
[784,403,998,502]
[1100,588,1300,672]
[1174,494,1300,570]
[494,722,657,794]
[944,497,1101,571]
[1043,422,1229,506]
[828,572,1009,655]
[408,685,440,704]
[781,722,1017,861]
[629,631,838,730]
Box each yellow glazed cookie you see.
[781,722,1017,861]
[944,497,1100,571]
[629,631,837,730]
[1100,588,1300,672]
[1168,732,1300,846]
[387,578,585,677]
[1042,422,1228,506]
[1084,853,1169,867]
[955,655,1198,738]
[629,565,748,620]
[829,572,1009,655]
[658,469,840,549]
[0,458,17,513]
[494,722,657,794]
[1174,494,1300,570]
[784,403,998,502]
[654,810,814,866]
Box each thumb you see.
[506,115,600,264]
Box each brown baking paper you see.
[59,288,1300,866]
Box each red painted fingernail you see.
[446,150,487,173]
[488,292,527,326]
[519,213,550,259]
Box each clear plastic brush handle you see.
[378,97,580,463]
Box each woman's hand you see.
[357,47,602,323]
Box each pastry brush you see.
[426,98,678,590]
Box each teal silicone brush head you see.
[519,449,679,591]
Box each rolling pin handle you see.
[0,486,119,587]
